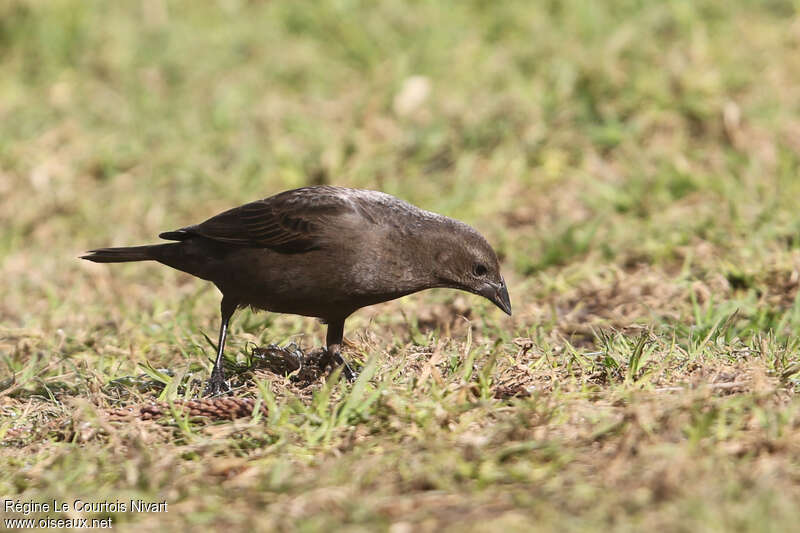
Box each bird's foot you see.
[327,351,357,383]
[341,363,358,383]
[203,370,231,397]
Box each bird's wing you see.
[159,187,356,254]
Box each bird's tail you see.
[81,244,170,263]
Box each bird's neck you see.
[352,216,461,297]
[388,226,458,292]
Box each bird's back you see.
[153,187,449,319]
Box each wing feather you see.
[160,186,356,254]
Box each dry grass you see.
[3,0,800,531]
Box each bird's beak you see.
[478,278,512,316]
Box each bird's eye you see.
[473,263,488,277]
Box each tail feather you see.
[81,245,164,263]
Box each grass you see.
[2,0,800,530]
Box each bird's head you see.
[433,221,512,316]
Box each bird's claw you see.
[323,347,358,383]
[332,353,357,383]
[341,363,358,383]
[203,370,231,397]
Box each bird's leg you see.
[204,297,237,396]
[326,318,357,382]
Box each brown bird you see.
[82,186,511,395]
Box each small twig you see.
[107,397,267,421]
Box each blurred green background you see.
[3,0,798,262]
[3,1,800,531]
[4,0,800,338]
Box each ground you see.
[2,1,800,531]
